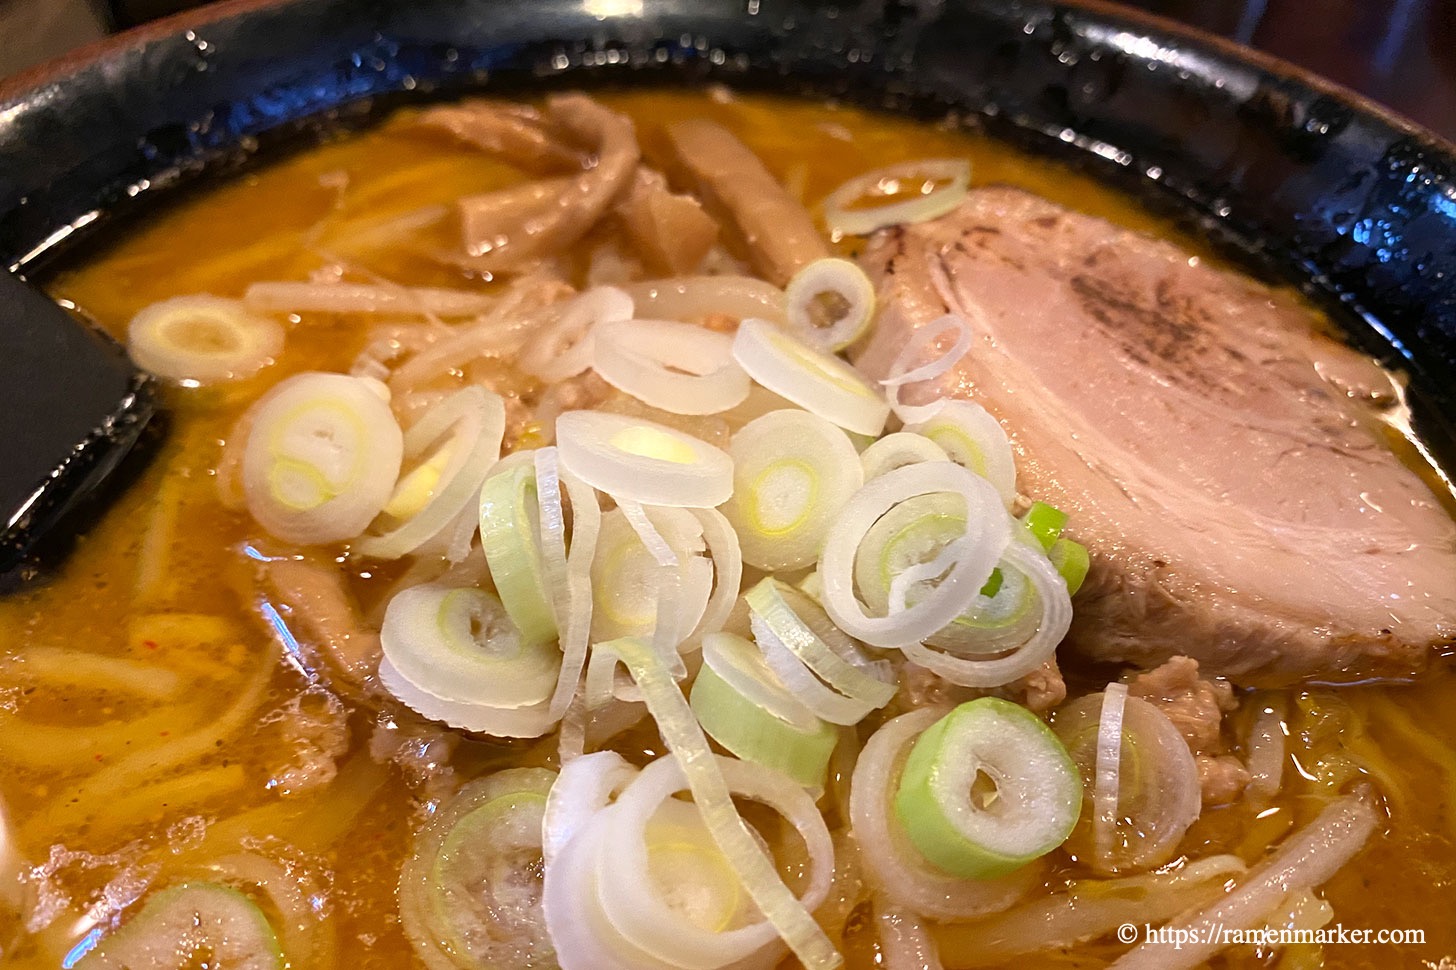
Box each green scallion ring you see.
[893,697,1081,879]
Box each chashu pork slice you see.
[856,186,1456,685]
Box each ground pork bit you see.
[898,657,1066,714]
[368,715,460,804]
[1016,659,1068,713]
[261,687,351,797]
[532,370,613,433]
[1128,656,1250,806]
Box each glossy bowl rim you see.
[3,0,1449,154]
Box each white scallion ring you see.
[905,400,1017,507]
[746,578,897,726]
[355,385,505,560]
[593,754,835,967]
[859,432,950,480]
[849,709,1041,921]
[555,410,733,508]
[380,584,557,709]
[517,286,633,383]
[688,508,743,643]
[819,461,1010,648]
[379,658,557,739]
[897,539,1072,687]
[721,408,864,571]
[591,319,749,416]
[128,295,285,385]
[240,372,403,546]
[823,159,972,237]
[588,506,712,650]
[783,258,876,352]
[879,313,975,424]
[731,318,889,436]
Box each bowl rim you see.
[2,0,1450,154]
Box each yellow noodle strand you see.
[1288,693,1408,816]
[1334,731,1409,816]
[27,646,275,839]
[1361,693,1456,837]
[0,706,200,773]
[176,752,389,861]
[1,647,181,700]
[132,474,185,609]
[87,764,248,839]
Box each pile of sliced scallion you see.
[225,260,1100,970]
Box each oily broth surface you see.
[0,91,1450,968]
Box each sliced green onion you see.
[689,508,744,644]
[543,751,637,867]
[854,492,1037,655]
[479,454,557,647]
[823,159,971,237]
[592,319,750,415]
[849,710,1041,921]
[697,631,824,733]
[542,454,603,720]
[380,583,558,709]
[356,386,505,560]
[905,400,1016,507]
[193,854,327,968]
[745,578,896,725]
[721,409,864,571]
[894,698,1081,879]
[783,258,876,352]
[691,632,838,789]
[860,432,950,480]
[535,447,570,620]
[543,753,833,969]
[400,767,557,970]
[556,410,733,508]
[898,540,1072,687]
[78,883,283,969]
[819,461,1010,648]
[241,372,403,546]
[587,637,842,970]
[378,658,557,739]
[647,797,753,932]
[1049,538,1090,595]
[634,798,749,936]
[588,506,712,651]
[1020,501,1068,552]
[597,756,831,965]
[732,318,889,436]
[127,295,284,385]
[876,313,975,425]
[854,492,967,616]
[1052,690,1201,874]
[618,500,707,672]
[1092,683,1128,865]
[518,286,633,382]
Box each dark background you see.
[3,0,1455,139]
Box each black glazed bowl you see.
[1,0,1454,466]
